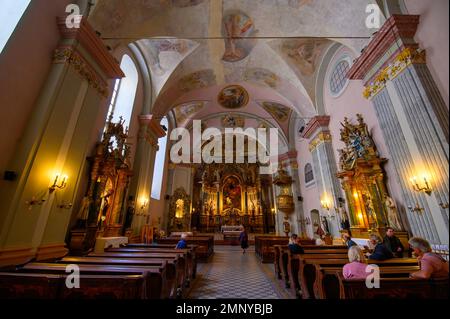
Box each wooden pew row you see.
[17,262,170,299]
[273,245,348,291]
[106,247,197,279]
[0,272,144,299]
[133,238,213,262]
[315,265,420,299]
[89,251,193,288]
[286,251,349,298]
[337,273,449,299]
[58,256,183,298]
[297,257,419,299]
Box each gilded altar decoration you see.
[337,114,403,236]
[69,115,132,254]
[190,161,274,233]
[273,165,295,215]
[363,48,426,99]
[169,188,191,232]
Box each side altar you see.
[336,114,407,241]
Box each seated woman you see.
[175,233,188,249]
[288,234,304,254]
[409,237,449,279]
[366,234,394,261]
[343,246,369,279]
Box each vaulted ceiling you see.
[89,0,380,142]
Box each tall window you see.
[305,163,314,184]
[107,54,138,129]
[151,117,168,200]
[0,0,31,54]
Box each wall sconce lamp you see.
[439,203,449,210]
[321,198,331,211]
[408,203,425,213]
[410,176,432,196]
[49,175,68,193]
[140,199,149,212]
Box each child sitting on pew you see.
[343,246,369,279]
[409,237,449,279]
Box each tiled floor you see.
[187,246,292,299]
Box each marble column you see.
[302,116,344,238]
[349,15,449,244]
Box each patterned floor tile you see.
[187,246,292,299]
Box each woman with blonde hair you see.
[343,246,369,279]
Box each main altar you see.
[186,162,276,234]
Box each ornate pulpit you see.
[336,114,404,238]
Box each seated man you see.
[383,227,404,258]
[175,233,188,249]
[342,233,358,248]
[409,237,449,279]
[288,234,305,254]
[366,234,394,261]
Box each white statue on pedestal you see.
[384,194,402,230]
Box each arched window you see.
[0,0,31,53]
[305,163,314,184]
[107,54,138,129]
[151,117,168,200]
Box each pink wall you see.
[325,46,405,221]
[0,0,73,175]
[404,0,449,107]
[297,45,408,236]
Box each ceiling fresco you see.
[89,0,381,144]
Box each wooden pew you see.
[107,247,197,279]
[151,237,213,262]
[287,251,349,298]
[273,245,347,280]
[0,272,144,299]
[89,251,192,288]
[273,245,284,281]
[273,244,349,287]
[58,256,182,299]
[298,257,419,299]
[336,273,449,299]
[315,265,420,299]
[19,262,170,299]
[0,273,60,299]
[255,237,289,263]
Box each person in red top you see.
[408,237,449,279]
